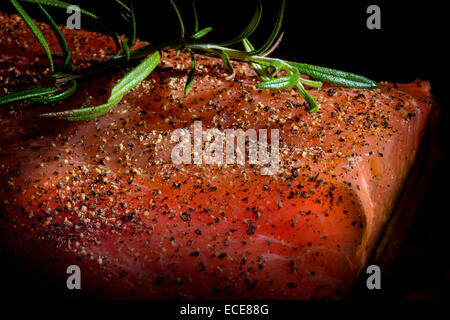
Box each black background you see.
[0,0,448,304]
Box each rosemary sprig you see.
[0,0,378,121]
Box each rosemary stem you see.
[55,40,275,84]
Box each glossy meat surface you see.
[0,13,432,299]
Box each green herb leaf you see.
[247,0,284,56]
[184,50,196,95]
[30,80,77,103]
[111,50,161,97]
[256,72,299,90]
[221,51,234,75]
[289,62,378,89]
[37,3,73,71]
[268,60,283,77]
[10,0,54,71]
[298,77,322,88]
[121,40,131,61]
[190,27,212,40]
[0,86,59,105]
[242,38,270,81]
[169,0,185,39]
[127,1,136,47]
[296,82,319,113]
[42,51,161,121]
[19,0,121,55]
[191,0,198,33]
[219,0,262,46]
[113,0,130,12]
[66,94,122,121]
